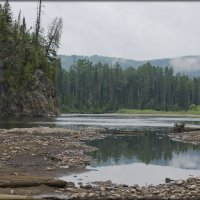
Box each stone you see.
[88,193,95,197]
[70,193,80,198]
[59,165,69,169]
[152,190,160,194]
[136,187,142,191]
[122,184,128,187]
[169,195,176,199]
[46,167,54,171]
[165,178,173,183]
[79,192,87,198]
[80,184,93,189]
[188,185,197,190]
[176,180,184,185]
[113,193,121,198]
[11,172,18,176]
[104,180,112,185]
[66,188,76,192]
[66,182,75,188]
[130,188,136,193]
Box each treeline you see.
[57,59,200,113]
[0,0,62,95]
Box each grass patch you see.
[117,109,200,116]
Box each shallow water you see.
[61,131,200,186]
[64,163,200,186]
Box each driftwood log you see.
[0,177,67,188]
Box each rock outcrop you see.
[0,69,60,117]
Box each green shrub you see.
[189,104,197,111]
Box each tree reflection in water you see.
[86,133,200,168]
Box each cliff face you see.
[0,69,60,117]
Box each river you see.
[1,114,200,186]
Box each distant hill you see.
[58,55,200,77]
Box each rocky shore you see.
[0,127,105,198]
[169,130,200,145]
[0,127,105,173]
[1,126,200,199]
[67,177,200,199]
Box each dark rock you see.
[80,184,93,189]
[122,184,129,187]
[45,179,67,188]
[165,178,174,183]
[104,180,112,185]
[66,182,75,188]
[0,70,60,117]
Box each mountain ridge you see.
[58,54,200,77]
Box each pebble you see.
[70,193,79,198]
[59,165,69,169]
[79,192,87,198]
[169,195,176,199]
[46,167,55,171]
[152,190,160,194]
[66,177,200,200]
[88,193,94,197]
[188,185,197,190]
[80,185,93,189]
[176,180,184,185]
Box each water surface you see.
[62,132,200,186]
[1,114,200,130]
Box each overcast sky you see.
[9,2,200,60]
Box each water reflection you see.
[0,117,55,129]
[169,153,200,169]
[63,135,200,186]
[86,134,200,169]
[63,163,200,186]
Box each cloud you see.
[9,2,200,60]
[170,56,200,72]
[169,152,200,169]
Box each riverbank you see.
[118,108,200,116]
[66,177,200,199]
[0,127,106,175]
[0,127,105,198]
[1,127,200,199]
